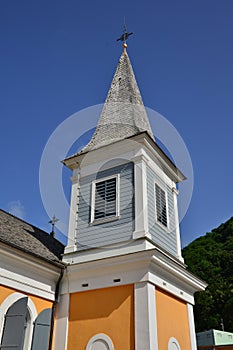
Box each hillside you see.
[182,217,233,332]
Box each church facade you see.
[0,44,207,350]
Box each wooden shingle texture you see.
[80,48,154,154]
[0,209,64,265]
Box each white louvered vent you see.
[155,184,167,227]
[94,177,117,220]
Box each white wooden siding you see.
[76,162,134,250]
[147,166,177,256]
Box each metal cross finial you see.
[49,215,59,236]
[116,18,133,43]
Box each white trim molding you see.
[0,245,60,301]
[65,168,80,254]
[172,184,183,262]
[53,293,70,350]
[62,244,207,303]
[63,133,185,183]
[90,173,120,224]
[86,333,114,350]
[187,303,198,350]
[133,152,151,239]
[134,282,158,350]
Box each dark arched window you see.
[1,297,28,350]
[1,297,52,350]
[31,309,52,350]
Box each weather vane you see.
[49,214,59,237]
[116,18,133,44]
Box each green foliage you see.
[182,217,233,332]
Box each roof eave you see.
[134,132,186,183]
[62,131,186,183]
[0,237,66,269]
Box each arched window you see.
[31,309,52,350]
[1,297,28,350]
[0,293,37,350]
[86,333,114,350]
[0,293,52,350]
[168,337,181,350]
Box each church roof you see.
[80,45,154,154]
[0,209,64,266]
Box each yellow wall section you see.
[0,285,53,313]
[68,284,134,350]
[0,286,13,304]
[156,288,191,350]
[29,294,53,314]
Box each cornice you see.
[63,132,185,184]
[0,243,63,300]
[61,243,207,304]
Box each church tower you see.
[54,42,207,350]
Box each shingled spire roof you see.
[80,45,154,153]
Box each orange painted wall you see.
[0,286,13,304]
[0,285,53,313]
[156,288,191,350]
[67,284,134,350]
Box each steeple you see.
[60,39,207,350]
[80,45,154,154]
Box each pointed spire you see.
[80,47,154,153]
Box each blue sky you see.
[0,0,232,247]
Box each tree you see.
[182,217,233,332]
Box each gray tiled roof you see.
[80,47,154,153]
[0,209,64,265]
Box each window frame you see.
[86,333,114,350]
[168,337,181,350]
[91,174,120,225]
[155,183,169,230]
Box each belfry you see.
[55,40,207,350]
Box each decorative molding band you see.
[172,187,179,195]
[61,247,204,304]
[0,246,60,301]
[133,230,151,240]
[132,154,150,165]
[64,244,77,255]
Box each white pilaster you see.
[133,153,151,239]
[187,303,197,350]
[134,282,158,350]
[64,168,79,254]
[172,186,183,262]
[53,293,70,350]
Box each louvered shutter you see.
[155,184,167,227]
[94,178,116,220]
[0,297,28,350]
[31,308,52,350]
